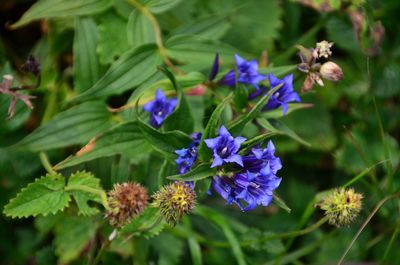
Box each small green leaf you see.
[167,163,216,181]
[54,215,98,263]
[11,0,112,28]
[66,171,103,216]
[97,10,130,65]
[272,194,291,213]
[54,121,151,169]
[260,103,314,119]
[239,132,279,155]
[137,118,192,160]
[3,174,70,218]
[122,207,164,238]
[14,101,114,152]
[160,67,195,134]
[127,9,156,48]
[74,44,162,101]
[73,17,102,93]
[228,84,281,136]
[197,96,231,161]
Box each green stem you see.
[381,221,400,264]
[65,185,110,210]
[125,0,183,75]
[39,152,57,175]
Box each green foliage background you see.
[1,0,399,264]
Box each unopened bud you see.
[320,61,343,82]
[316,187,363,227]
[105,182,148,227]
[152,181,196,226]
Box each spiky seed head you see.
[105,182,148,227]
[316,187,363,227]
[151,181,196,226]
[315,40,334,58]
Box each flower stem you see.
[65,184,110,210]
[125,0,183,75]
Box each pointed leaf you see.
[73,44,162,102]
[146,0,182,14]
[127,9,156,48]
[14,101,114,151]
[3,174,70,218]
[11,0,112,29]
[73,17,102,93]
[167,163,216,181]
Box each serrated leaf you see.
[3,174,70,218]
[74,44,162,102]
[137,118,192,160]
[160,67,194,134]
[228,85,281,136]
[165,34,237,71]
[73,17,102,93]
[97,10,130,65]
[54,215,98,263]
[167,163,215,181]
[127,9,156,48]
[54,121,151,169]
[146,0,182,14]
[66,171,103,216]
[197,96,231,161]
[13,101,113,151]
[11,0,112,29]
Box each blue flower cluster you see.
[206,126,282,211]
[143,89,177,128]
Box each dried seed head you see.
[320,61,343,82]
[152,181,196,226]
[316,188,363,227]
[105,182,148,227]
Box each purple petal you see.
[209,53,219,81]
[143,101,155,112]
[234,54,246,66]
[211,155,224,168]
[224,154,243,167]
[218,125,230,137]
[155,89,166,100]
[205,138,219,149]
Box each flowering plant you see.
[1,0,399,264]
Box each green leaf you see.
[233,84,249,112]
[73,17,102,93]
[11,0,112,29]
[54,121,151,170]
[128,71,205,106]
[137,118,191,160]
[146,0,182,14]
[14,101,114,152]
[73,44,162,102]
[121,207,165,238]
[151,233,184,265]
[127,9,156,48]
[54,215,98,263]
[197,96,231,161]
[3,174,70,218]
[167,163,216,181]
[160,67,194,134]
[260,103,313,119]
[272,194,291,213]
[239,132,279,155]
[196,206,247,265]
[165,34,237,71]
[170,14,231,40]
[183,218,202,265]
[97,10,130,65]
[228,84,281,136]
[66,171,103,216]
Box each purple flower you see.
[211,140,282,211]
[205,125,246,168]
[209,53,219,81]
[175,133,202,175]
[143,89,178,128]
[220,54,267,89]
[264,73,301,114]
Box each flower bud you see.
[105,182,148,227]
[152,181,196,226]
[316,188,363,227]
[320,61,343,82]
